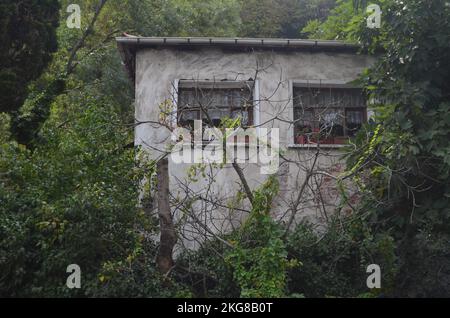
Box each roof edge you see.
[116,36,359,49]
[116,37,363,83]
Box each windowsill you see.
[287,143,347,149]
[178,142,257,148]
[177,142,346,149]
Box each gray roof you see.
[116,36,362,82]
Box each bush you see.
[286,216,397,298]
[0,102,167,297]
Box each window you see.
[293,85,366,145]
[177,81,254,130]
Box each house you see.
[116,36,375,248]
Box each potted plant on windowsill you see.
[309,128,320,144]
[311,128,335,145]
[295,127,312,145]
[320,136,335,145]
[296,135,307,144]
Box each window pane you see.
[179,109,198,129]
[231,110,249,126]
[294,109,314,133]
[346,110,364,137]
[318,108,344,137]
[202,108,228,127]
[293,86,366,142]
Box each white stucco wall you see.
[134,47,375,247]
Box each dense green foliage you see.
[0,0,172,297]
[306,0,450,297]
[240,0,337,38]
[303,0,359,39]
[225,178,293,298]
[179,215,397,298]
[286,218,397,298]
[347,0,450,297]
[0,102,150,296]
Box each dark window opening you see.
[178,84,254,129]
[293,86,367,145]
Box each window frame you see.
[289,80,368,147]
[172,79,260,129]
[171,79,260,148]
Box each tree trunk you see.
[155,158,177,274]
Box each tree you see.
[12,0,110,147]
[0,0,60,114]
[0,0,244,297]
[344,0,450,296]
[302,0,358,40]
[240,0,337,38]
[4,0,449,298]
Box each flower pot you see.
[296,135,307,144]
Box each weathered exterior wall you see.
[135,47,375,248]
